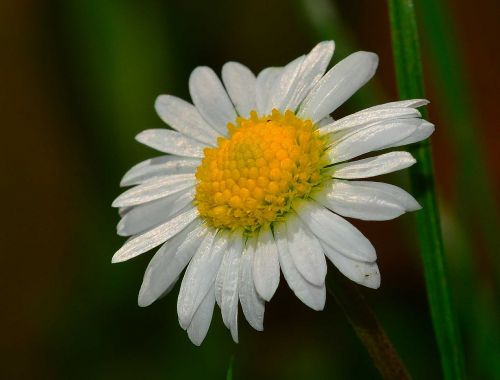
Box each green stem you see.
[226,355,234,380]
[327,271,411,380]
[387,1,465,379]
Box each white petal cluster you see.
[112,41,433,345]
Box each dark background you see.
[1,0,498,379]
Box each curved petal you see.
[120,156,200,187]
[112,174,195,208]
[215,249,229,308]
[382,120,435,148]
[222,62,257,118]
[256,67,282,115]
[321,241,380,289]
[138,221,205,307]
[287,41,335,111]
[267,55,305,112]
[368,99,429,110]
[269,41,335,112]
[136,129,206,158]
[253,226,280,302]
[155,95,219,146]
[274,222,326,311]
[328,118,420,164]
[319,106,420,134]
[317,180,406,221]
[177,230,228,329]
[112,207,199,263]
[187,283,215,346]
[218,235,243,342]
[299,51,379,122]
[349,181,421,211]
[295,200,376,262]
[285,214,327,286]
[332,151,416,179]
[189,66,237,135]
[239,237,265,331]
[117,188,194,236]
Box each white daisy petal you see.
[350,181,421,211]
[220,236,243,342]
[256,67,282,115]
[135,129,206,158]
[299,51,379,122]
[177,230,228,329]
[328,118,420,163]
[318,115,335,127]
[286,41,335,112]
[253,226,280,302]
[118,206,132,217]
[286,214,327,286]
[187,283,215,346]
[367,99,429,110]
[296,201,376,262]
[319,106,420,134]
[117,188,194,237]
[112,207,199,263]
[267,55,305,112]
[154,95,219,146]
[120,156,200,187]
[138,221,205,307]
[112,174,195,208]
[222,62,257,118]
[332,151,416,179]
[275,222,326,311]
[214,250,229,308]
[269,41,335,112]
[239,237,265,331]
[189,66,237,135]
[317,180,406,221]
[383,120,435,148]
[320,241,380,289]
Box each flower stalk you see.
[327,271,411,380]
[387,1,465,379]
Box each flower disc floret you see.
[195,109,330,231]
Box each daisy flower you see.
[112,41,434,345]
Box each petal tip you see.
[138,290,154,307]
[119,177,130,187]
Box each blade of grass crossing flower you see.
[387,1,465,379]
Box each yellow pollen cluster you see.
[195,109,329,231]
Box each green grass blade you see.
[387,1,466,379]
[416,5,500,375]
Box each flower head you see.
[112,41,434,345]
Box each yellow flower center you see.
[195,109,330,232]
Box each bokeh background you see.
[2,0,498,379]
